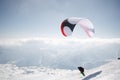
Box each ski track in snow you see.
[0,60,120,80]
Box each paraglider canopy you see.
[60,17,95,37]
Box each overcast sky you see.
[0,0,120,38]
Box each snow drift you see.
[0,60,120,80]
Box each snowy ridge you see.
[0,60,120,80]
[85,60,120,80]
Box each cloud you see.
[0,37,120,46]
[0,37,119,69]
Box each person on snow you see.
[78,66,85,76]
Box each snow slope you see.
[0,60,120,80]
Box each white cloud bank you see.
[0,37,120,46]
[0,37,120,69]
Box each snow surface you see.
[0,60,120,80]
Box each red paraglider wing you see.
[60,17,95,37]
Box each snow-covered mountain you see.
[0,60,120,80]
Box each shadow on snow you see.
[82,71,102,80]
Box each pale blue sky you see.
[0,0,120,38]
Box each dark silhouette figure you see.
[118,57,120,60]
[78,67,85,76]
